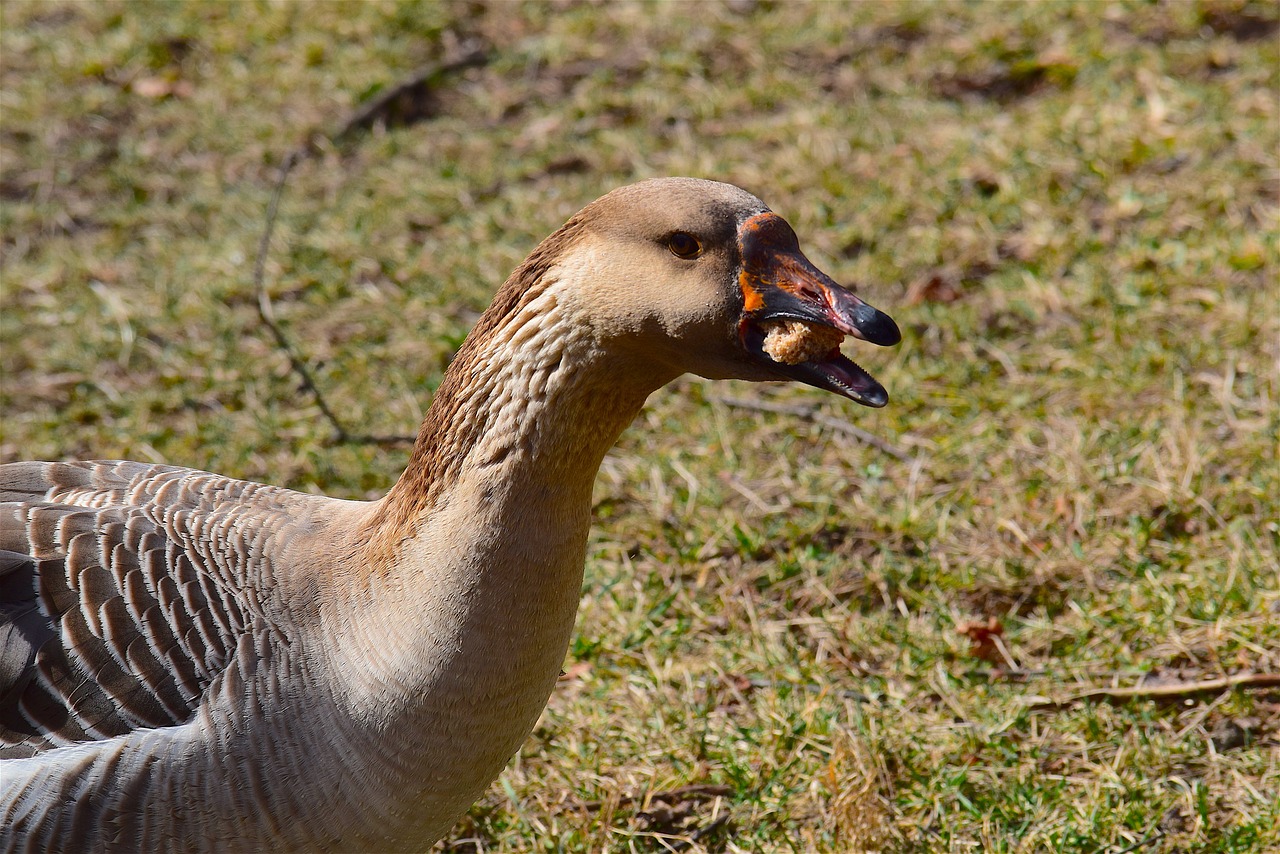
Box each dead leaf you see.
[906,271,963,305]
[957,616,1004,663]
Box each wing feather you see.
[0,461,284,758]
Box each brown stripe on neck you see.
[360,213,590,570]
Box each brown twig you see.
[710,395,914,462]
[727,676,875,703]
[1033,672,1280,710]
[579,784,734,813]
[326,48,489,147]
[250,49,488,446]
[253,150,354,443]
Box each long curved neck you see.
[370,283,654,709]
[329,263,675,844]
[394,287,658,538]
[366,288,662,566]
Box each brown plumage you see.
[0,178,900,851]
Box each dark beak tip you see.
[875,314,902,347]
[860,383,890,408]
[850,303,902,347]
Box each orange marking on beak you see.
[740,271,765,312]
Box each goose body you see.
[0,178,900,851]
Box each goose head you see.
[548,177,901,407]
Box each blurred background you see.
[2,1,1277,851]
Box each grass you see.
[2,0,1277,851]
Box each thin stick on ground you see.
[250,49,488,446]
[328,49,488,147]
[578,784,734,813]
[1034,672,1280,710]
[711,394,915,462]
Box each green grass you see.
[2,1,1277,851]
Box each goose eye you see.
[666,232,702,260]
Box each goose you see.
[0,177,900,852]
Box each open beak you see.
[737,212,901,407]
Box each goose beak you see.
[737,212,901,407]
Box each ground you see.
[1,1,1277,851]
